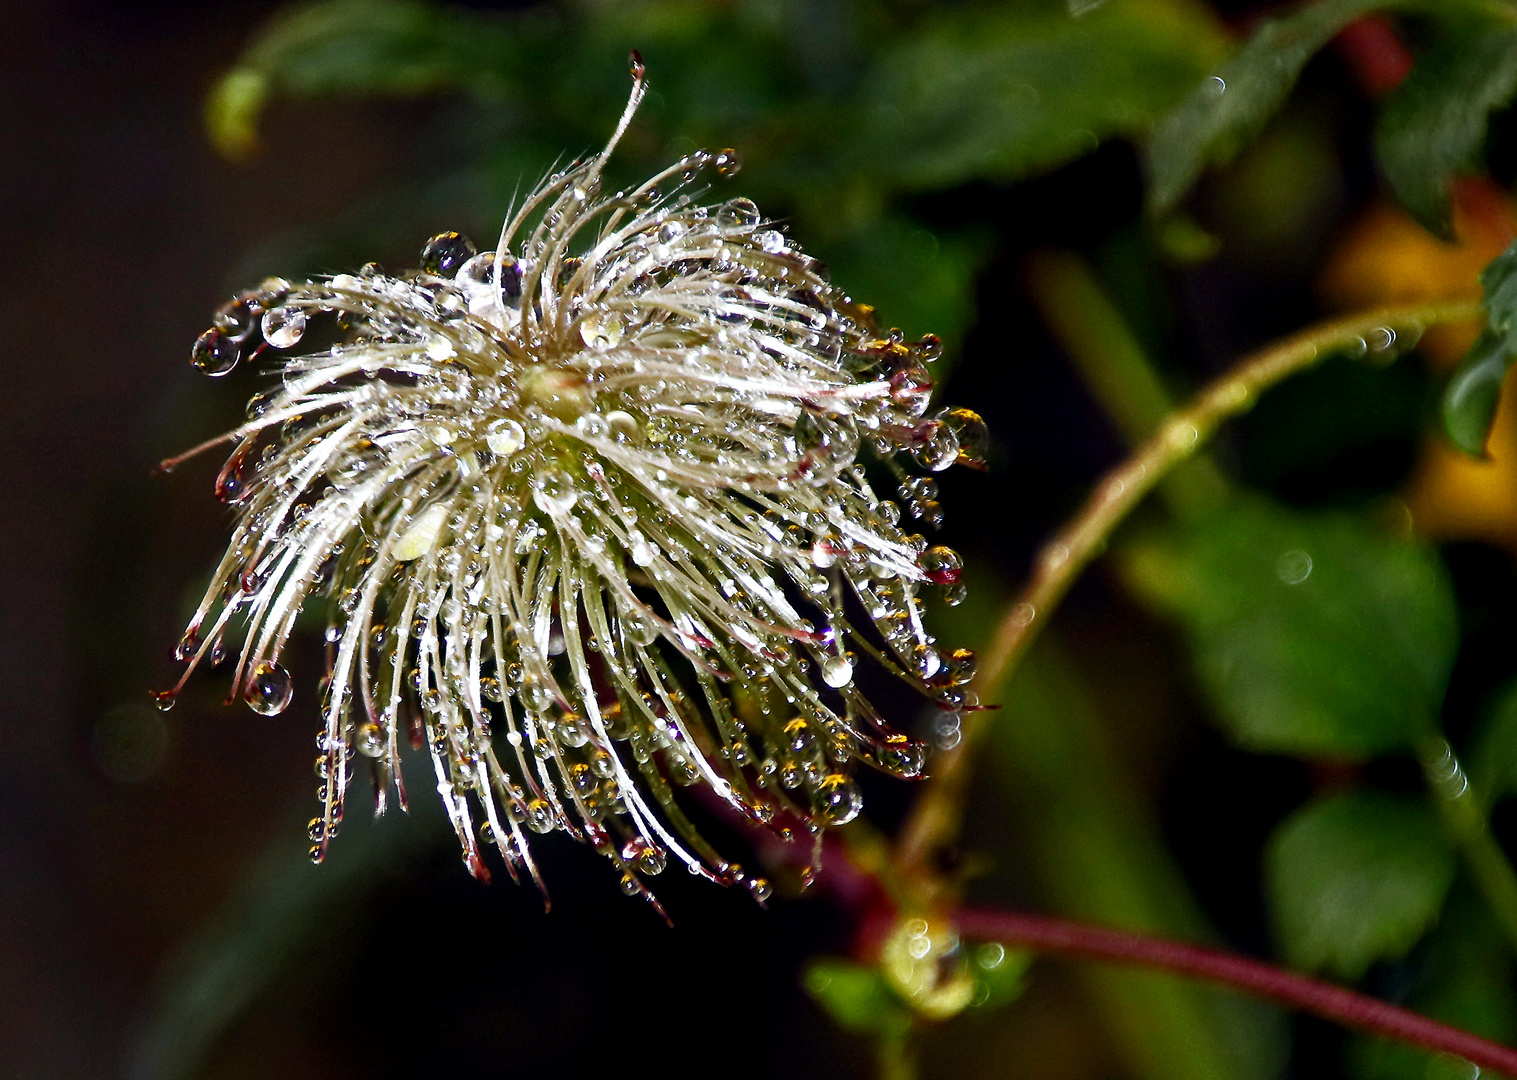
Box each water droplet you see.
[579,309,625,349]
[525,798,555,834]
[558,712,591,748]
[575,412,609,439]
[748,876,773,903]
[717,198,761,229]
[213,296,259,342]
[919,545,963,585]
[713,148,741,177]
[632,843,667,875]
[604,410,643,445]
[532,466,579,514]
[420,231,477,276]
[913,422,960,472]
[520,677,554,713]
[425,336,455,361]
[878,739,927,778]
[1275,549,1313,585]
[943,408,989,469]
[191,328,240,376]
[1366,325,1397,358]
[356,722,384,757]
[214,442,255,504]
[627,530,654,567]
[755,229,787,254]
[484,417,526,456]
[811,535,842,569]
[619,606,659,647]
[261,306,307,349]
[821,655,853,688]
[795,409,859,466]
[480,675,503,702]
[814,773,863,825]
[244,661,293,716]
[1206,75,1226,96]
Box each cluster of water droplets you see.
[161,74,986,911]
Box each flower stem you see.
[895,296,1484,880]
[953,905,1517,1077]
[1419,736,1517,954]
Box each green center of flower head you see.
[167,60,989,913]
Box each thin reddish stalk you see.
[954,906,1517,1077]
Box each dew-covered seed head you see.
[162,64,984,909]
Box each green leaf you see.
[803,959,912,1038]
[1443,240,1517,454]
[815,215,990,353]
[1472,677,1517,807]
[1267,790,1457,979]
[1377,27,1517,237]
[968,943,1035,1013]
[1123,497,1458,758]
[1444,329,1513,456]
[1146,0,1434,216]
[851,0,1227,191]
[1349,886,1517,1080]
[207,0,531,158]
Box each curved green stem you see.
[1419,736,1517,954]
[895,296,1484,884]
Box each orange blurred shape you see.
[1319,178,1517,549]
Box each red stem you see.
[954,906,1517,1077]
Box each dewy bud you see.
[160,64,986,912]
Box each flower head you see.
[162,62,986,909]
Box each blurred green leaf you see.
[1473,677,1517,808]
[982,636,1288,1080]
[851,0,1227,191]
[207,0,534,158]
[968,943,1034,1013]
[1376,26,1517,238]
[1349,886,1517,1079]
[803,959,912,1038]
[1124,498,1457,758]
[817,215,990,350]
[1443,241,1517,454]
[1267,790,1457,979]
[1145,0,1462,217]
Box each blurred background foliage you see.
[12,0,1517,1078]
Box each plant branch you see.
[954,905,1517,1077]
[1419,737,1517,954]
[895,297,1484,884]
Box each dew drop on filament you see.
[820,655,853,688]
[814,773,863,825]
[356,722,384,757]
[919,545,963,585]
[191,328,240,376]
[245,660,294,716]
[261,307,307,349]
[214,441,256,504]
[713,148,742,177]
